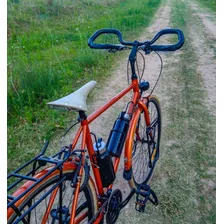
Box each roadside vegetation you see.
[7,0,161,171]
[195,0,216,11]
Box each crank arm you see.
[117,188,136,210]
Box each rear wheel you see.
[129,96,161,188]
[7,165,98,224]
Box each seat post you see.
[78,110,87,121]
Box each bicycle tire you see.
[7,163,98,224]
[128,96,161,188]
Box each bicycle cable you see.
[126,50,163,95]
[60,121,80,145]
[126,50,145,85]
[149,51,163,96]
[126,60,130,85]
[137,50,146,83]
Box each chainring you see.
[106,189,122,224]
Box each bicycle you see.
[7,28,184,224]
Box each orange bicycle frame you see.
[67,78,151,223]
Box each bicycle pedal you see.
[135,184,158,212]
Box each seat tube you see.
[85,125,104,195]
[78,110,104,195]
[70,113,88,224]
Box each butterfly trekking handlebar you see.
[88,28,184,52]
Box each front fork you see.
[124,97,150,174]
[139,97,159,167]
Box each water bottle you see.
[93,138,115,188]
[106,111,131,157]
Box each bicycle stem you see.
[129,41,139,80]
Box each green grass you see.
[7,0,161,172]
[195,0,216,11]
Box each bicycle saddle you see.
[47,80,97,111]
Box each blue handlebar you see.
[88,28,125,50]
[88,28,184,52]
[147,28,184,51]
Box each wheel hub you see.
[50,206,70,224]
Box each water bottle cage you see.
[109,128,126,135]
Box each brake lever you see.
[108,48,118,53]
[108,46,130,53]
[139,45,151,55]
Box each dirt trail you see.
[187,0,216,115]
[62,0,216,222]
[85,0,173,222]
[88,0,172,201]
[188,1,216,38]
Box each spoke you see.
[139,158,144,182]
[151,117,158,128]
[63,181,69,199]
[133,112,152,183]
[63,181,74,208]
[44,189,50,224]
[142,147,149,177]
[133,153,141,161]
[68,189,74,209]
[134,149,144,180]
[78,193,85,206]
[134,157,141,177]
[34,198,37,224]
[139,146,146,182]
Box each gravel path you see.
[187,0,216,115]
[61,0,216,222]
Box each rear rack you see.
[7,141,73,221]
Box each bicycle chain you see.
[88,199,108,224]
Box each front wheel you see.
[129,96,161,188]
